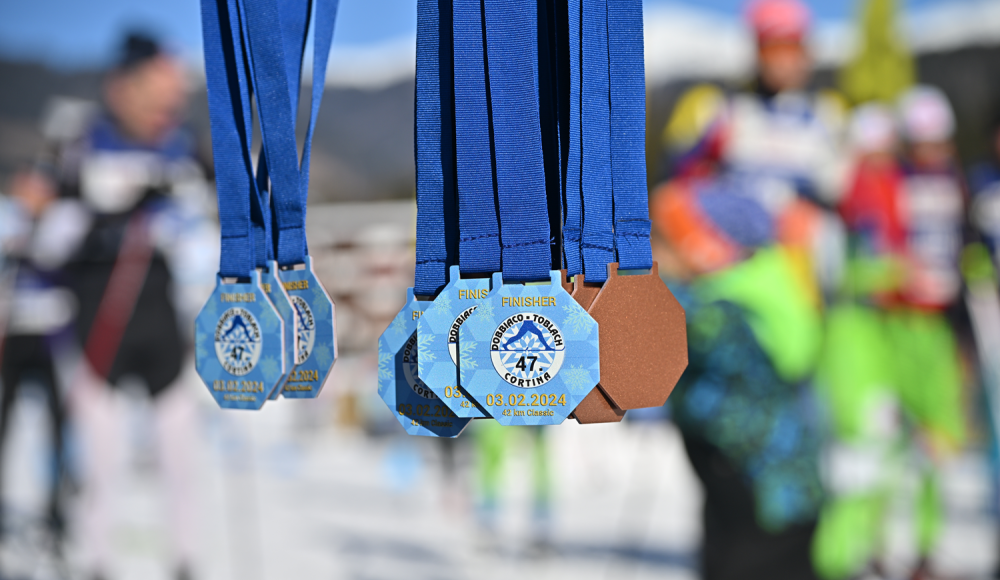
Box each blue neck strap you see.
[415,0,458,296]
[453,0,499,276]
[608,0,651,271]
[580,0,614,283]
[538,0,563,272]
[202,0,256,279]
[241,0,338,268]
[563,0,583,277]
[484,0,550,283]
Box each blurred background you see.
[0,0,999,579]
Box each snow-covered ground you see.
[0,369,995,580]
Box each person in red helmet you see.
[659,0,848,301]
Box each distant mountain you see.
[0,59,415,202]
[2,40,1000,201]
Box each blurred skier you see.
[0,169,74,545]
[651,183,826,580]
[660,0,847,299]
[815,88,968,580]
[24,33,217,580]
[662,0,848,211]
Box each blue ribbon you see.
[538,0,563,272]
[608,0,652,270]
[563,0,583,277]
[202,0,256,279]
[241,0,338,268]
[484,0,550,283]
[415,0,458,296]
[580,0,614,283]
[453,0,499,275]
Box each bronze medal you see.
[586,262,687,410]
[569,274,626,424]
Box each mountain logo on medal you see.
[402,331,436,399]
[491,313,565,387]
[215,307,263,376]
[291,296,316,365]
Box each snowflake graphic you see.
[260,308,280,334]
[473,299,494,324]
[260,356,280,382]
[311,287,332,318]
[560,365,592,390]
[562,304,594,335]
[378,349,393,382]
[435,292,452,313]
[313,343,333,369]
[201,297,218,321]
[195,335,210,363]
[417,332,436,365]
[460,339,478,371]
[389,313,407,336]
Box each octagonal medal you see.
[569,274,625,424]
[416,266,491,418]
[587,262,687,410]
[276,256,337,398]
[459,270,599,426]
[379,288,471,437]
[261,261,298,399]
[195,271,286,410]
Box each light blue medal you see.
[379,290,466,437]
[458,0,599,426]
[417,267,491,418]
[241,0,340,398]
[261,262,297,399]
[379,0,470,437]
[275,257,336,397]
[195,0,286,409]
[415,0,498,419]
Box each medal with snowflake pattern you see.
[379,288,471,437]
[459,271,599,426]
[195,271,286,410]
[416,266,492,418]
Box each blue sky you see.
[0,0,965,70]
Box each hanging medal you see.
[378,0,470,438]
[573,0,686,421]
[195,0,286,409]
[415,0,496,420]
[458,0,599,427]
[242,0,339,399]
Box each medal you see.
[457,0,599,427]
[379,289,470,437]
[196,273,286,409]
[570,274,624,424]
[575,0,686,416]
[460,270,599,426]
[195,0,287,408]
[417,266,491,418]
[261,262,298,399]
[275,257,337,398]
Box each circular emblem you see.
[214,307,263,376]
[291,295,316,364]
[447,306,478,365]
[490,312,565,388]
[402,331,436,399]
